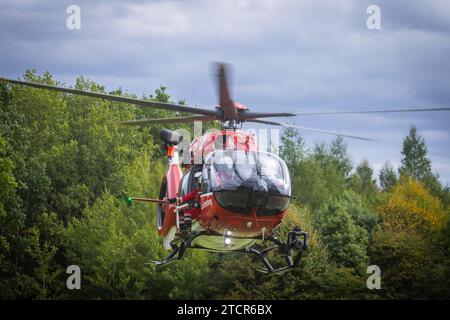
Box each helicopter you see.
[2,63,450,273]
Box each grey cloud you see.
[0,0,449,184]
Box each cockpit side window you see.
[201,165,210,193]
[179,171,191,197]
[187,165,203,193]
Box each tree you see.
[65,191,210,299]
[0,136,17,220]
[0,71,168,298]
[349,160,378,199]
[280,128,307,202]
[21,212,64,299]
[295,158,330,210]
[399,126,432,181]
[379,161,397,191]
[377,176,446,234]
[0,135,26,299]
[397,126,450,207]
[291,139,353,211]
[313,198,369,273]
[280,127,305,165]
[329,136,353,178]
[438,216,450,298]
[341,190,378,235]
[370,177,448,298]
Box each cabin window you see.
[214,190,291,216]
[208,150,291,195]
[202,165,211,192]
[257,195,290,216]
[179,171,191,197]
[214,190,251,214]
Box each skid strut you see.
[244,227,308,274]
[146,232,199,267]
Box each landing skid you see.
[146,227,308,274]
[240,227,308,274]
[145,232,197,267]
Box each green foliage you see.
[437,216,450,297]
[65,187,210,299]
[379,161,398,192]
[0,70,218,300]
[329,136,353,178]
[296,158,330,210]
[313,198,369,272]
[340,190,379,235]
[277,127,450,299]
[369,177,448,298]
[21,212,64,299]
[396,126,450,207]
[280,127,305,165]
[349,160,378,200]
[1,71,449,300]
[0,135,27,299]
[286,136,353,210]
[399,126,432,181]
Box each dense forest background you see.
[1,71,449,299]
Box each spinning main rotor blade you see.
[4,76,448,128]
[120,115,217,126]
[294,107,450,116]
[0,77,218,116]
[239,111,296,120]
[217,63,237,120]
[248,119,376,141]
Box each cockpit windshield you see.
[207,150,291,196]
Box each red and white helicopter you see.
[2,64,449,273]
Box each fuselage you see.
[158,130,291,252]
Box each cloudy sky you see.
[1,0,449,184]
